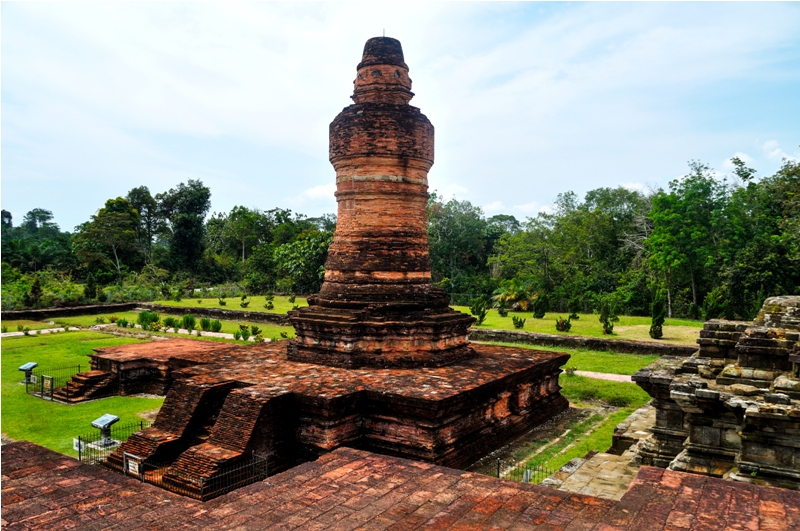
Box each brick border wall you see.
[469,328,697,356]
[137,303,289,325]
[1,303,140,321]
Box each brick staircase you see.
[52,370,118,403]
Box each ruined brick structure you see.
[633,296,800,488]
[102,37,569,499]
[289,37,475,369]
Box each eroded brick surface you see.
[4,442,798,530]
[102,339,568,482]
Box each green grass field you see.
[525,375,652,472]
[454,306,702,346]
[152,295,308,313]
[486,342,657,375]
[2,319,64,332]
[1,332,164,457]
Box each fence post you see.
[78,436,82,462]
[496,458,501,478]
[140,420,143,430]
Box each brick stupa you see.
[96,37,570,500]
[289,37,475,369]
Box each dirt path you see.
[574,370,632,382]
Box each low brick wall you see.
[1,303,139,321]
[137,303,289,325]
[469,328,697,356]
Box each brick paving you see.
[4,441,799,530]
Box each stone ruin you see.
[633,295,800,489]
[99,37,570,499]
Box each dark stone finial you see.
[358,37,406,69]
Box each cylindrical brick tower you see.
[288,37,475,368]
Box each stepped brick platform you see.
[101,339,568,497]
[51,370,117,402]
[4,441,799,530]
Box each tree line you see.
[2,157,798,319]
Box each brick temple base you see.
[99,339,568,498]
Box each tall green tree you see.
[126,186,161,263]
[156,180,211,273]
[74,198,140,281]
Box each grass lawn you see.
[525,375,651,472]
[152,295,308,314]
[2,319,63,332]
[1,332,164,457]
[454,306,702,346]
[485,342,658,375]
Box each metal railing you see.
[474,457,553,485]
[75,420,152,465]
[25,364,82,400]
[121,451,269,501]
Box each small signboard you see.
[30,375,38,384]
[73,438,85,452]
[43,376,52,390]
[127,460,139,475]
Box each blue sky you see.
[2,2,799,231]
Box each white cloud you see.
[620,182,645,192]
[483,201,505,213]
[761,140,798,162]
[295,183,336,202]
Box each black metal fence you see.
[25,364,82,400]
[474,457,553,485]
[121,452,269,501]
[75,420,152,465]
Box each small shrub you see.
[197,299,202,304]
[150,319,163,332]
[241,293,248,301]
[598,299,618,335]
[569,312,580,320]
[469,298,489,326]
[264,291,275,310]
[555,316,572,332]
[1,326,7,333]
[512,316,526,329]
[163,316,177,330]
[95,316,107,324]
[498,306,508,317]
[253,333,265,343]
[129,321,135,328]
[650,289,667,339]
[109,315,119,323]
[172,290,182,302]
[532,292,548,319]
[233,329,242,340]
[182,314,196,332]
[137,311,159,331]
[210,320,222,333]
[218,298,227,306]
[200,317,211,332]
[280,331,288,339]
[17,324,24,331]
[264,301,274,310]
[240,300,250,308]
[240,328,251,341]
[564,366,578,376]
[23,327,31,336]
[288,294,296,304]
[250,325,261,336]
[117,318,129,328]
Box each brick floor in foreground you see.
[3,441,799,530]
